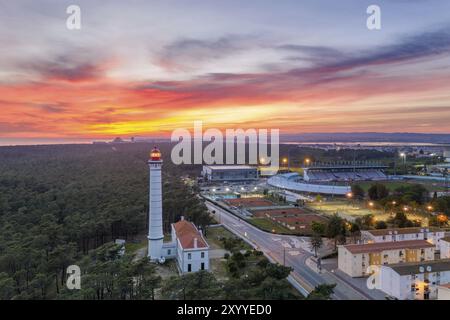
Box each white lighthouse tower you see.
[147,146,164,261]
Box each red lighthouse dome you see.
[150,147,162,161]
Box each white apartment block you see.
[437,284,450,300]
[338,240,435,277]
[380,259,450,300]
[170,218,210,274]
[361,227,446,250]
[440,237,450,259]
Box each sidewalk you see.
[305,256,369,300]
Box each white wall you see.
[268,174,351,195]
[361,230,446,250]
[179,247,209,273]
[440,240,450,259]
[380,268,450,300]
[438,287,450,300]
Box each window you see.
[188,253,192,260]
[201,263,205,270]
[201,252,205,258]
[187,264,192,272]
[167,249,171,255]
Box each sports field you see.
[307,200,428,225]
[224,197,275,208]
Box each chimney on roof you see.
[194,238,198,248]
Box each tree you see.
[351,185,365,200]
[161,271,222,300]
[325,214,346,250]
[368,183,389,201]
[394,184,429,204]
[0,273,15,300]
[265,263,292,280]
[389,211,412,228]
[309,235,323,257]
[349,223,361,243]
[307,284,336,300]
[311,221,326,236]
[375,221,388,229]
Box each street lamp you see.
[400,152,406,171]
[346,192,353,207]
[305,158,311,166]
[437,214,448,225]
[282,157,288,168]
[369,201,374,207]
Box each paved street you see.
[205,200,374,300]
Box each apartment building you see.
[338,240,435,277]
[380,259,450,300]
[361,227,446,249]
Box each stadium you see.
[303,162,387,182]
[268,161,388,195]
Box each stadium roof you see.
[204,165,255,170]
[303,164,388,170]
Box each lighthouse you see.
[147,146,164,261]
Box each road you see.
[205,200,371,300]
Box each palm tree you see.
[309,235,323,258]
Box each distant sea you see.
[1,132,450,147]
[283,142,450,147]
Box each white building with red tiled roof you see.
[170,217,210,273]
[361,227,446,250]
[338,240,435,277]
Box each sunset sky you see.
[1,0,450,144]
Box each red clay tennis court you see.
[269,215,328,233]
[224,197,275,208]
[250,207,309,218]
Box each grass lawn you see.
[206,226,252,251]
[210,259,229,281]
[308,200,429,225]
[248,217,298,235]
[125,241,146,254]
